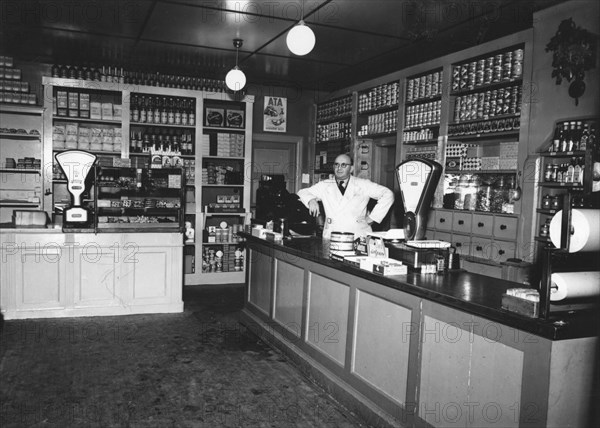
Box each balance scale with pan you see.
[55,150,97,225]
[386,159,450,271]
[395,158,442,241]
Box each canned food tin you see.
[514,48,524,60]
[512,61,523,78]
[492,66,502,82]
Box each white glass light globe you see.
[286,20,315,56]
[225,67,246,91]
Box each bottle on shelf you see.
[140,95,148,123]
[174,98,182,125]
[188,100,196,126]
[579,122,590,151]
[131,94,139,123]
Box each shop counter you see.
[0,228,183,319]
[240,233,598,428]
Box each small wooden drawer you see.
[493,215,518,240]
[472,213,493,236]
[452,212,472,234]
[470,237,492,259]
[451,233,471,257]
[435,210,453,231]
[434,231,452,243]
[426,210,436,230]
[490,239,516,264]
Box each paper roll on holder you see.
[539,192,600,319]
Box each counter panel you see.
[1,231,183,319]
[248,248,272,316]
[352,290,411,406]
[306,271,349,366]
[73,247,118,307]
[273,259,304,337]
[241,234,598,428]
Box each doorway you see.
[251,134,301,211]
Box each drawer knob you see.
[499,250,505,255]
[440,218,446,223]
[458,220,464,225]
[478,222,484,227]
[500,224,507,230]
[476,245,483,251]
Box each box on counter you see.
[373,260,408,276]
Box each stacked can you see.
[358,81,399,113]
[453,84,521,123]
[451,47,525,91]
[407,71,442,103]
[317,95,352,121]
[405,100,441,128]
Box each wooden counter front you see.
[240,234,598,428]
[0,230,184,319]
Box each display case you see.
[0,104,44,223]
[95,166,184,232]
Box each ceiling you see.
[0,0,567,92]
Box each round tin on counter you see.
[330,231,355,252]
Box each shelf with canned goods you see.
[450,44,524,95]
[357,81,400,114]
[316,94,353,123]
[405,68,443,104]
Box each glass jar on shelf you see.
[490,176,508,213]
[476,179,492,212]
[454,174,470,210]
[541,194,552,210]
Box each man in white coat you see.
[297,153,394,239]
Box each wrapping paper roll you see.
[550,271,600,301]
[549,209,600,253]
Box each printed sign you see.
[263,96,286,132]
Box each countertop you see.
[242,233,599,341]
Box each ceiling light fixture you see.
[286,1,315,56]
[225,38,246,91]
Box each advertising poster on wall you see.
[263,96,287,132]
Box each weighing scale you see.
[386,158,447,271]
[395,158,442,241]
[55,150,97,226]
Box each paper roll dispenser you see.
[396,158,442,240]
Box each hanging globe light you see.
[225,39,246,91]
[286,20,316,56]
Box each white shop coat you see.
[297,176,394,239]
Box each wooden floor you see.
[0,284,368,427]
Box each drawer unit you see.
[434,231,452,243]
[493,215,518,240]
[435,210,453,231]
[452,212,472,234]
[472,213,493,236]
[451,233,471,257]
